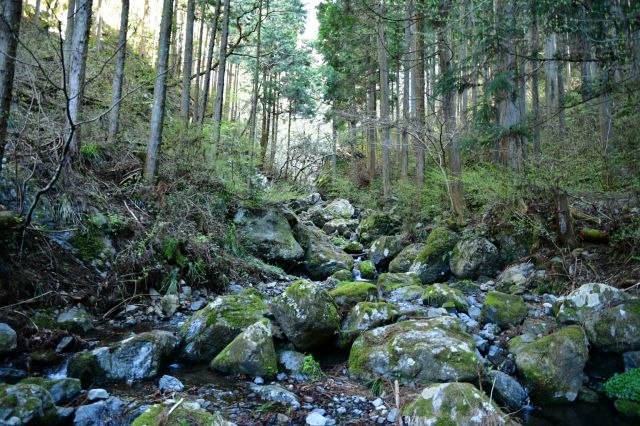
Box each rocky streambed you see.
[1,196,639,425]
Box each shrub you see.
[604,369,640,402]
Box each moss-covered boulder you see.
[554,282,630,325]
[614,399,640,419]
[369,236,403,269]
[583,300,640,352]
[19,377,81,405]
[322,218,359,237]
[210,319,277,378]
[356,212,402,246]
[57,307,95,335]
[377,272,421,292]
[389,243,425,273]
[294,223,354,279]
[233,208,304,263]
[510,325,589,404]
[480,291,528,329]
[0,323,17,354]
[331,269,353,281]
[68,330,177,384]
[449,238,500,279]
[330,281,378,314]
[496,262,536,293]
[270,280,341,351]
[402,383,515,426]
[325,198,355,219]
[357,260,376,279]
[337,302,399,349]
[348,317,481,385]
[0,383,58,425]
[178,289,268,362]
[132,404,235,426]
[422,284,468,311]
[409,227,459,284]
[604,369,640,418]
[343,240,364,254]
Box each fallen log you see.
[577,227,609,243]
[570,208,602,226]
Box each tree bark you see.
[377,0,391,197]
[63,0,76,77]
[248,0,264,144]
[366,53,376,184]
[414,5,426,185]
[66,0,93,160]
[144,0,174,184]
[400,0,413,180]
[531,17,541,158]
[107,0,129,145]
[0,0,22,173]
[210,0,231,163]
[180,0,196,126]
[95,0,103,52]
[199,0,221,125]
[34,0,41,24]
[554,187,578,249]
[193,0,206,125]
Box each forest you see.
[0,0,639,424]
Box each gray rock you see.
[337,302,399,349]
[484,370,528,411]
[409,227,458,284]
[369,236,402,269]
[250,384,300,408]
[583,300,640,352]
[322,219,359,237]
[0,323,17,354]
[178,289,268,362]
[306,411,328,426]
[348,317,482,385]
[0,368,26,384]
[623,351,640,371]
[210,319,277,378]
[158,375,184,393]
[294,223,354,279]
[0,384,58,424]
[233,208,304,263]
[189,300,205,311]
[401,383,512,425]
[68,330,178,384]
[278,350,306,375]
[18,377,81,404]
[496,262,535,292]
[57,307,95,335]
[554,282,630,324]
[270,280,340,351]
[449,238,500,279]
[73,397,127,426]
[356,212,402,246]
[388,244,425,273]
[324,199,355,219]
[87,388,110,401]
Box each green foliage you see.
[371,377,385,397]
[604,369,640,402]
[70,225,105,262]
[79,143,103,162]
[87,212,129,234]
[301,354,324,381]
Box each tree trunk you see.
[531,17,541,158]
[34,0,41,24]
[199,0,221,125]
[107,0,129,145]
[401,0,413,180]
[554,187,578,249]
[0,0,22,173]
[377,0,391,197]
[557,36,566,138]
[210,0,231,163]
[193,0,206,125]
[331,119,337,178]
[248,0,264,143]
[66,0,93,160]
[414,6,426,185]
[63,0,76,77]
[144,0,174,184]
[285,103,292,178]
[366,57,376,184]
[180,0,196,126]
[544,34,557,115]
[140,0,150,60]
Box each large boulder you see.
[73,396,129,426]
[554,282,631,325]
[132,404,235,426]
[210,319,277,378]
[388,243,425,273]
[19,377,81,405]
[329,282,378,314]
[337,302,399,348]
[409,227,459,284]
[369,236,403,269]
[293,223,354,279]
[348,317,481,385]
[484,370,529,412]
[0,383,58,425]
[270,280,341,351]
[480,291,528,329]
[510,325,589,404]
[402,382,515,426]
[322,218,359,237]
[583,300,640,352]
[233,208,304,263]
[423,284,468,311]
[449,238,500,279]
[177,289,268,362]
[377,273,422,298]
[496,262,536,293]
[57,307,95,335]
[356,212,402,246]
[0,323,17,354]
[324,199,355,219]
[68,330,177,384]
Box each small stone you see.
[189,300,205,311]
[277,373,287,381]
[386,408,399,423]
[337,407,347,414]
[159,375,184,393]
[56,336,74,353]
[88,388,110,401]
[303,396,314,403]
[276,413,290,424]
[306,411,327,426]
[468,306,481,320]
[254,376,265,385]
[371,398,384,408]
[0,323,17,354]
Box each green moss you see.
[70,225,106,262]
[206,288,268,328]
[480,291,528,328]
[614,399,640,418]
[377,273,421,293]
[416,227,458,263]
[331,269,353,281]
[604,369,640,402]
[343,241,364,253]
[32,310,56,329]
[301,354,324,381]
[67,351,105,387]
[358,260,376,279]
[330,282,377,300]
[132,404,227,426]
[423,284,467,311]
